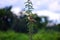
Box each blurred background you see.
[0,0,60,40]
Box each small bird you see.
[28,15,36,22]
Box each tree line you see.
[0,6,60,33]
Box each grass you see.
[0,29,60,40]
[33,29,60,40]
[0,30,29,40]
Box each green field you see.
[0,29,60,40]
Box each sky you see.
[0,0,60,24]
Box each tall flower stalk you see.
[24,0,35,40]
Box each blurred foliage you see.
[33,29,60,40]
[0,30,29,40]
[0,6,60,33]
[0,30,60,40]
[0,6,14,31]
[0,6,60,40]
